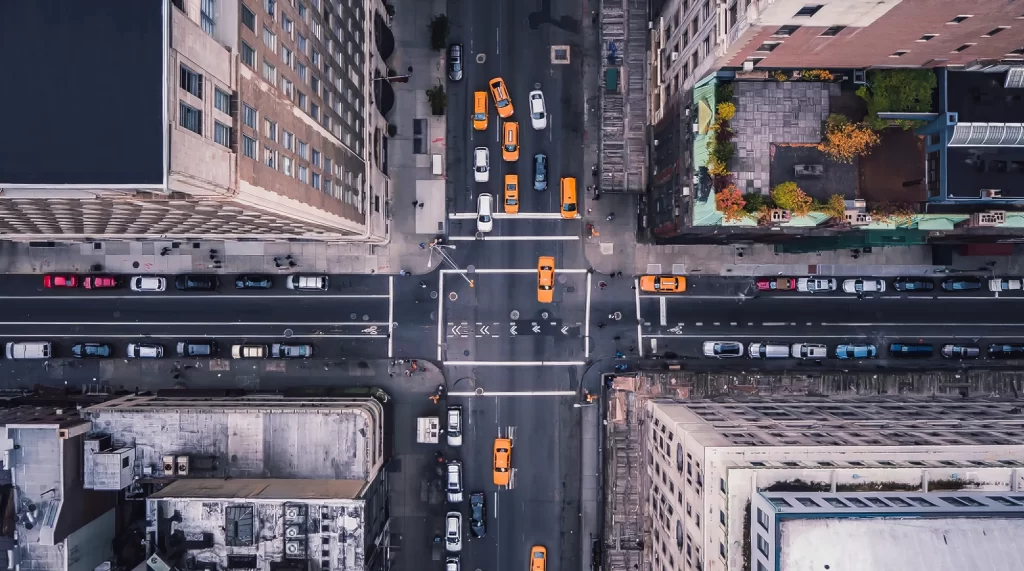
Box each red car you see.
[43,274,77,288]
[83,275,119,289]
[756,277,797,291]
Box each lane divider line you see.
[440,268,591,275]
[442,360,587,366]
[387,276,395,359]
[0,294,393,300]
[448,212,579,220]
[449,390,576,397]
[447,235,580,241]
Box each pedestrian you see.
[599,281,607,289]
[160,250,168,257]
[288,260,297,267]
[615,271,623,277]
[609,273,615,279]
[412,200,419,207]
[419,242,426,249]
[419,281,427,288]
[628,346,635,353]
[209,249,218,254]
[631,285,637,290]
[275,261,282,268]
[286,254,292,260]
[606,213,615,221]
[418,203,425,209]
[399,270,408,276]
[597,322,606,329]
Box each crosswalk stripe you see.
[447,235,579,241]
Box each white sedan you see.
[842,278,886,294]
[476,193,494,233]
[473,147,489,183]
[528,90,547,130]
[989,278,1023,291]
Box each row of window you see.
[179,101,232,150]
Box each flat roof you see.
[151,478,367,500]
[947,71,1024,124]
[946,147,1024,199]
[780,517,1024,571]
[0,0,165,186]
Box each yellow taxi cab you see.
[493,437,512,486]
[559,177,578,219]
[473,91,488,131]
[639,275,687,293]
[489,77,514,118]
[504,174,519,214]
[502,121,520,161]
[537,256,555,303]
[530,546,547,571]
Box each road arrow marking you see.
[362,326,379,334]
[532,323,541,333]
[480,325,490,335]
[510,324,518,336]
[561,326,569,335]
[451,324,468,337]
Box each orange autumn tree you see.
[715,186,746,221]
[819,113,880,163]
[770,181,812,216]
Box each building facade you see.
[0,0,394,241]
[645,399,1024,571]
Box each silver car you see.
[445,512,463,552]
[446,405,463,447]
[702,341,744,358]
[474,147,490,183]
[476,193,494,233]
[446,460,464,503]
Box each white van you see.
[6,341,52,360]
[747,342,790,359]
[286,275,329,291]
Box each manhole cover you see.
[431,291,439,299]
[551,45,570,64]
[540,311,550,319]
[476,53,486,64]
[363,314,370,321]
[284,328,294,337]
[449,292,458,301]
[350,313,357,319]
[474,388,485,395]
[510,310,520,319]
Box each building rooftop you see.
[780,517,1024,571]
[85,395,382,481]
[947,70,1024,124]
[0,0,165,186]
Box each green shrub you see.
[429,15,449,51]
[857,69,937,130]
[742,192,767,213]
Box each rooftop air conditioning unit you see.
[972,211,1006,226]
[769,209,791,223]
[984,188,1003,198]
[163,456,175,477]
[176,456,189,476]
[743,60,754,72]
[845,211,872,226]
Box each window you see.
[755,42,781,52]
[264,118,277,141]
[311,19,322,40]
[983,26,1009,37]
[719,510,726,525]
[324,157,332,173]
[794,4,823,17]
[948,15,971,24]
[298,165,309,183]
[311,148,321,167]
[298,1,307,21]
[298,34,307,53]
[243,135,257,158]
[298,91,307,110]
[214,121,231,147]
[282,156,294,176]
[1010,47,1024,56]
[264,146,277,169]
[719,543,726,558]
[214,88,230,113]
[281,77,293,97]
[242,4,256,31]
[179,65,203,98]
[312,171,321,190]
[756,535,769,557]
[312,50,321,66]
[819,25,844,37]
[756,508,769,530]
[179,102,202,134]
[918,33,938,42]
[282,46,292,67]
[311,75,320,93]
[201,0,215,35]
[262,59,276,83]
[297,62,307,82]
[298,140,309,160]
[241,41,256,67]
[242,104,257,128]
[263,25,277,53]
[282,14,293,36]
[772,25,799,37]
[282,130,294,150]
[890,49,909,57]
[952,43,975,52]
[324,178,332,195]
[264,0,275,16]
[701,1,709,21]
[310,103,320,120]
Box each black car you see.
[447,44,463,81]
[988,344,1024,359]
[72,343,113,358]
[469,492,487,538]
[942,344,980,359]
[892,277,934,292]
[533,153,548,191]
[177,341,216,357]
[941,276,983,291]
[175,274,219,291]
[235,275,273,289]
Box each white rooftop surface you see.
[86,408,373,480]
[781,517,1024,571]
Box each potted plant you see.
[429,14,449,51]
[427,85,447,115]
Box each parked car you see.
[792,343,828,359]
[892,277,934,292]
[941,277,983,291]
[175,274,219,291]
[43,274,77,288]
[286,275,328,290]
[130,276,166,292]
[6,342,52,360]
[270,343,314,358]
[639,275,685,293]
[493,438,512,486]
[446,460,464,503]
[842,278,886,294]
[445,512,463,552]
[942,344,980,359]
[747,342,790,359]
[703,341,743,358]
[447,405,463,447]
[126,343,164,358]
[446,557,460,571]
[528,90,547,130]
[989,278,1023,292]
[476,193,494,233]
[797,277,837,293]
[447,43,463,81]
[231,344,267,358]
[469,492,487,538]
[755,277,796,291]
[988,344,1024,359]
[177,341,216,357]
[235,275,273,289]
[889,343,934,358]
[474,147,490,183]
[83,275,119,289]
[533,153,548,191]
[835,344,877,359]
[72,343,112,358]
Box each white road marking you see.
[763,322,786,326]
[0,321,390,326]
[636,278,643,357]
[449,212,576,220]
[585,272,592,357]
[447,235,579,241]
[820,322,1024,327]
[8,333,388,339]
[441,268,590,274]
[437,272,446,361]
[443,360,586,366]
[646,333,1024,339]
[448,390,576,396]
[0,294,391,300]
[387,276,394,358]
[659,297,667,326]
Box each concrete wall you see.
[65,509,115,571]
